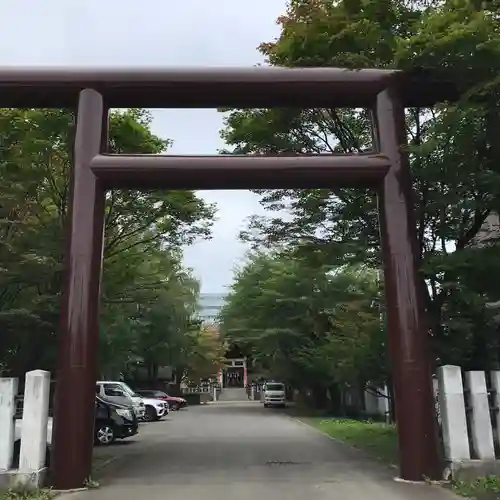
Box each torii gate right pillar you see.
[375,87,441,480]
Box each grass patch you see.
[299,417,399,465]
[451,476,500,499]
[0,489,54,500]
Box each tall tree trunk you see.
[328,383,342,415]
[312,384,328,410]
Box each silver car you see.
[96,381,146,419]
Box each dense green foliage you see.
[0,108,220,381]
[220,253,384,406]
[220,0,500,399]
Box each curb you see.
[285,414,399,471]
[288,416,451,486]
[51,487,88,494]
[93,456,119,473]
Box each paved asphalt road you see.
[76,402,459,500]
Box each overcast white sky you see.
[0,0,288,293]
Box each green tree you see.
[0,108,215,376]
[99,247,197,378]
[220,250,383,409]
[184,325,227,382]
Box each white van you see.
[263,382,286,408]
[96,380,146,419]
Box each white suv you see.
[263,382,286,408]
[141,397,169,421]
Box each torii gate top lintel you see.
[0,66,458,108]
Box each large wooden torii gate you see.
[0,67,457,489]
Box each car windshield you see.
[120,383,137,397]
[266,384,284,391]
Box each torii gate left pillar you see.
[51,90,108,489]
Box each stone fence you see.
[248,382,265,401]
[182,382,220,403]
[436,364,500,478]
[0,370,51,489]
[361,385,391,420]
[363,367,500,478]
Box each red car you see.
[135,390,187,411]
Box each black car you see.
[94,395,139,445]
[12,395,139,468]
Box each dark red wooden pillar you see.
[51,89,107,489]
[375,87,441,481]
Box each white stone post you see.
[213,385,217,402]
[490,370,500,450]
[465,370,495,459]
[437,365,470,461]
[432,376,441,426]
[364,388,378,415]
[251,385,255,401]
[376,386,390,420]
[0,377,18,470]
[19,370,50,474]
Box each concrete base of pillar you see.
[394,460,500,483]
[446,459,500,481]
[0,467,48,489]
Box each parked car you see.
[263,381,286,408]
[140,396,169,422]
[94,395,139,444]
[12,396,138,468]
[96,380,146,419]
[135,389,187,411]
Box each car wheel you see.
[171,402,179,411]
[143,405,157,422]
[264,403,268,408]
[95,424,115,445]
